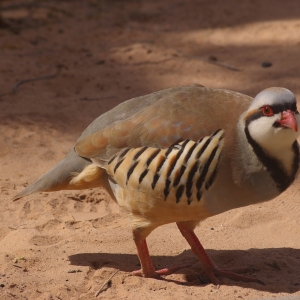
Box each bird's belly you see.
[110,182,212,225]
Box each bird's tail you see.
[12,149,106,201]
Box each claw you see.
[177,222,264,287]
[197,266,265,286]
[132,263,193,278]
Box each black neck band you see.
[244,127,299,192]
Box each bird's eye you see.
[260,105,274,116]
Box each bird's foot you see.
[200,266,265,286]
[176,223,265,287]
[132,263,192,278]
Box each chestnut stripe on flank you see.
[183,142,197,164]
[176,140,190,157]
[196,145,219,191]
[164,178,171,200]
[170,140,191,187]
[165,154,178,178]
[195,138,211,159]
[176,185,185,203]
[126,160,139,184]
[197,190,202,201]
[203,130,223,190]
[153,145,178,185]
[133,147,148,161]
[195,129,222,161]
[107,154,117,165]
[146,149,160,166]
[164,146,174,158]
[152,173,160,189]
[114,158,125,174]
[205,167,218,190]
[118,148,131,160]
[139,168,149,184]
[151,154,167,189]
[155,154,167,173]
[211,128,223,137]
[173,165,186,187]
[185,161,199,200]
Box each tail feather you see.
[12,149,92,201]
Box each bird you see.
[13,84,300,285]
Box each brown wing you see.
[74,86,252,161]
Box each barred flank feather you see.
[105,129,224,205]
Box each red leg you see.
[132,236,157,278]
[132,235,192,278]
[177,222,264,285]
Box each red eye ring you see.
[261,105,274,116]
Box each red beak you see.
[279,110,298,132]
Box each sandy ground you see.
[1,1,300,299]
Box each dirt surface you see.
[1,1,300,299]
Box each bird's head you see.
[244,87,300,150]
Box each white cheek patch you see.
[248,115,279,146]
[248,114,299,174]
[249,114,298,147]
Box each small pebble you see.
[96,60,105,65]
[67,269,82,273]
[208,55,217,61]
[261,61,272,68]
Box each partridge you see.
[13,85,300,285]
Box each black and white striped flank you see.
[105,129,224,205]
